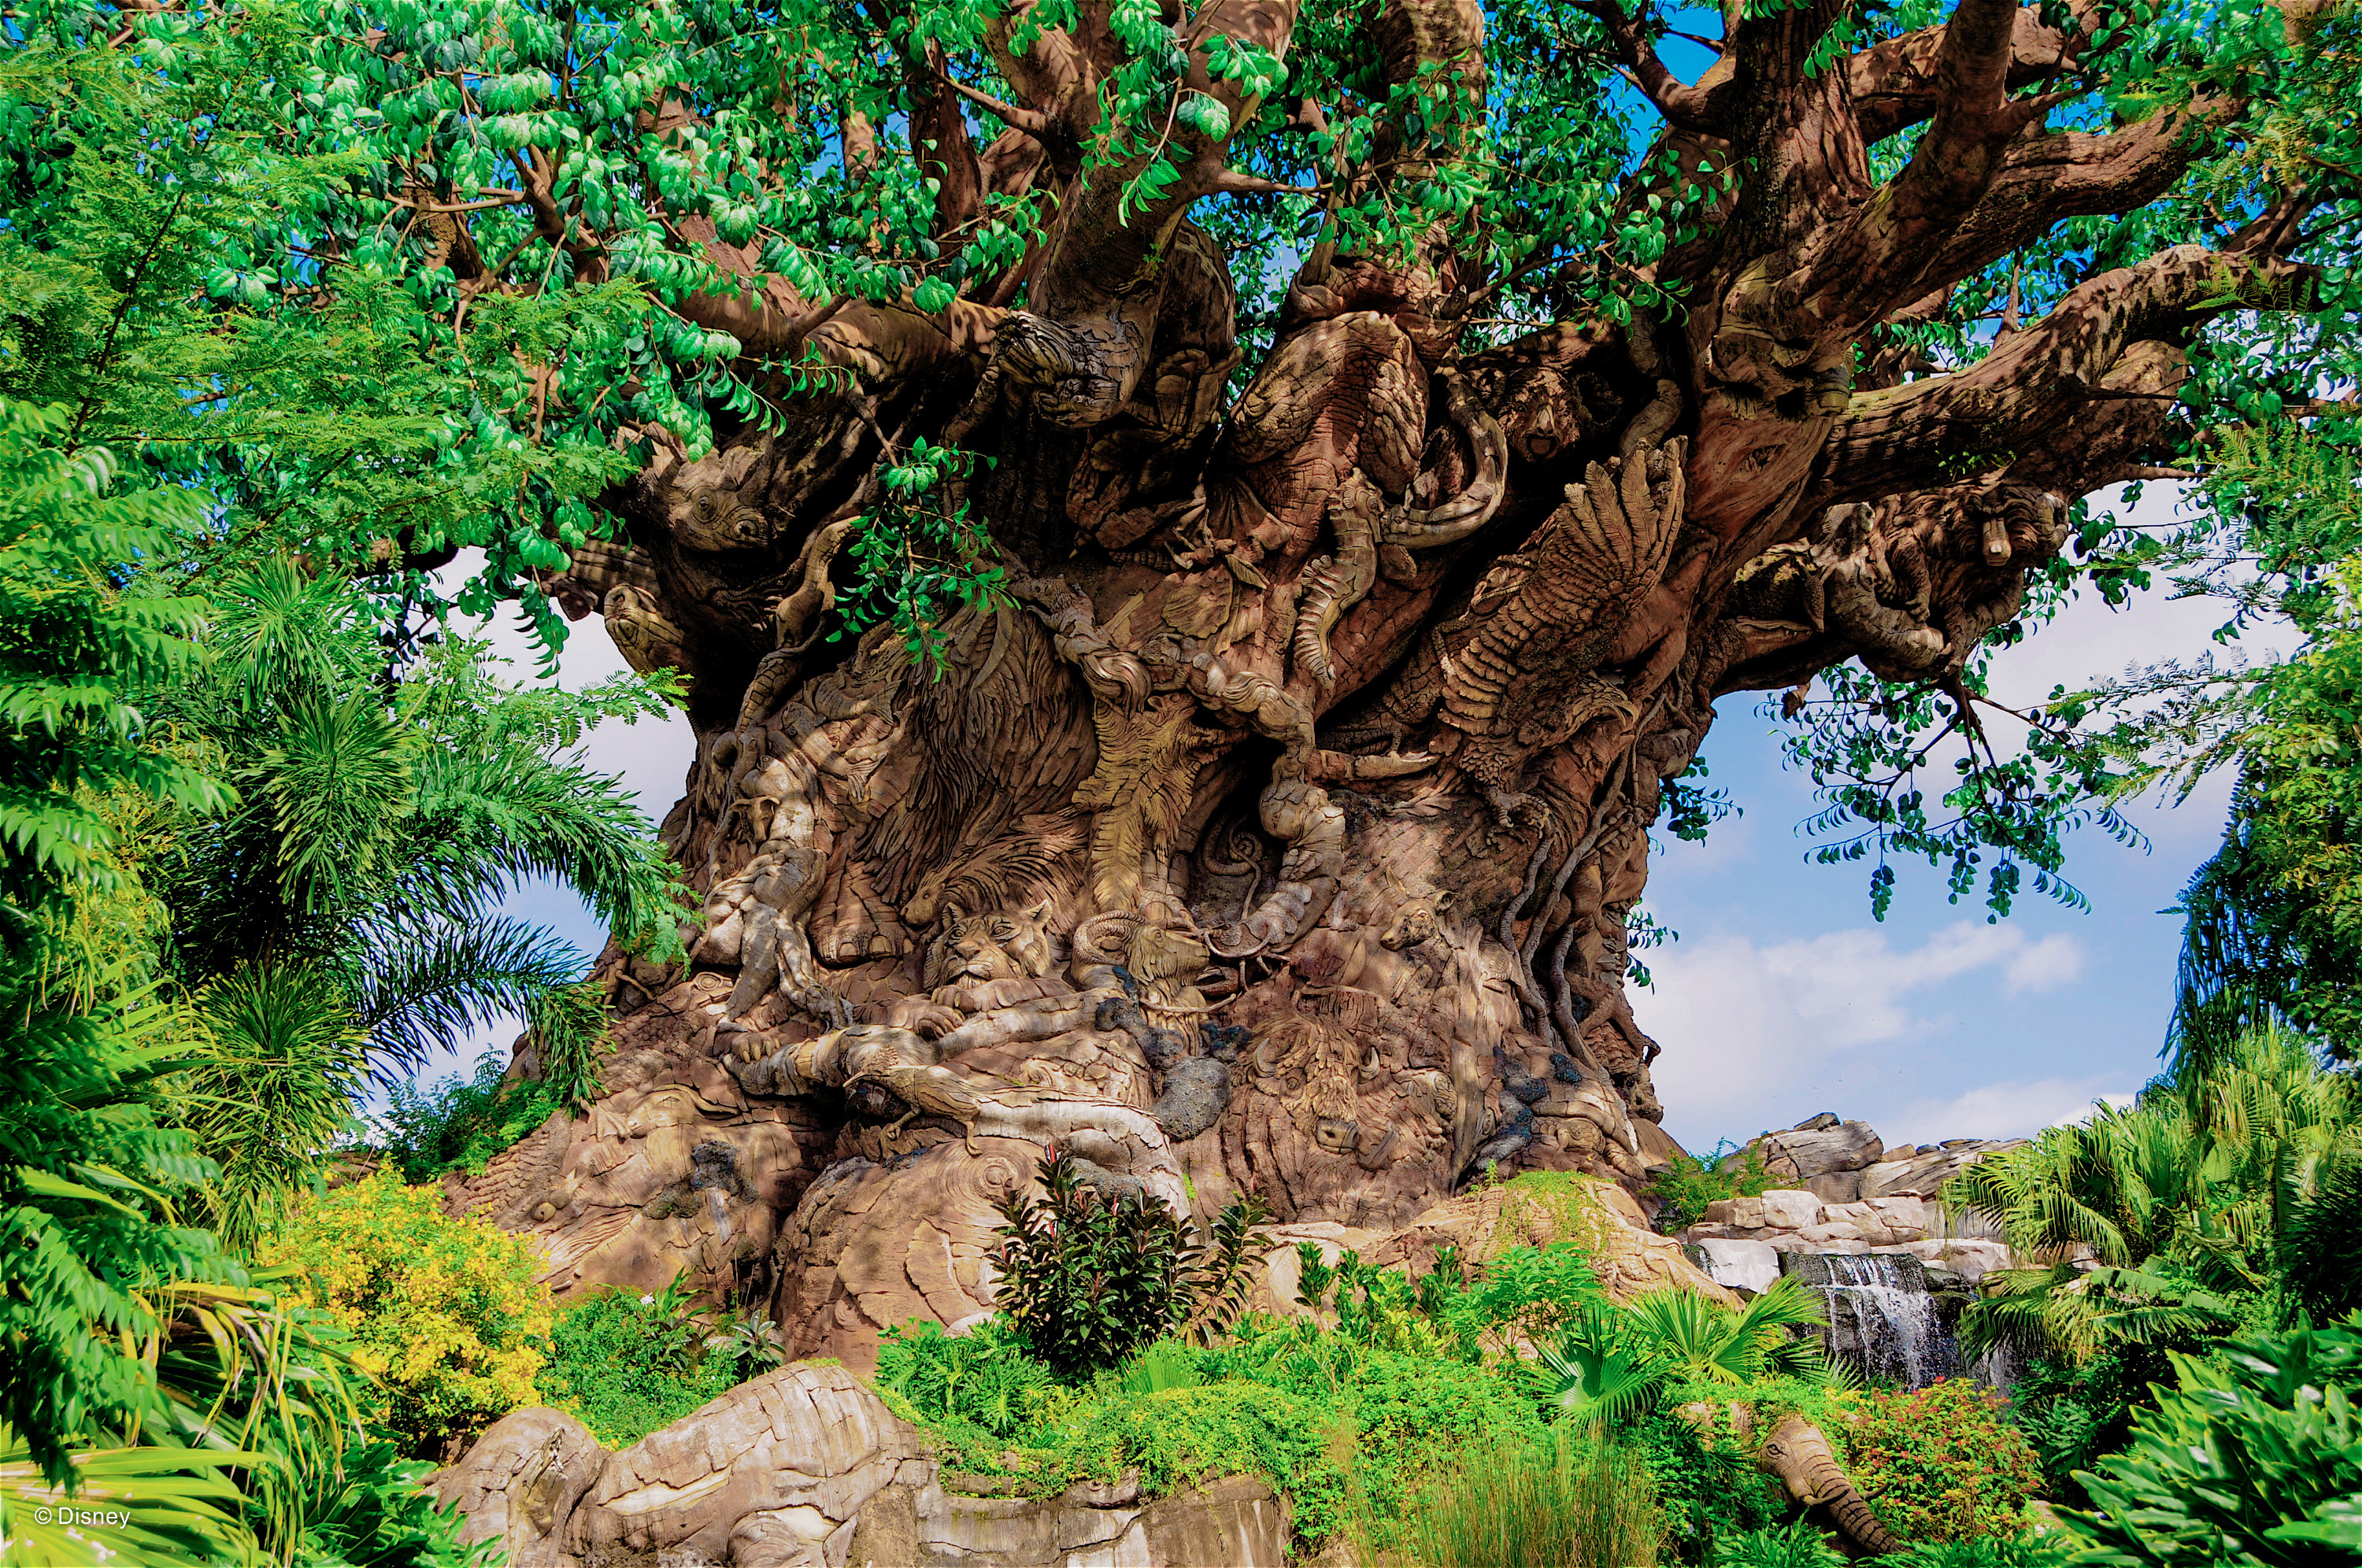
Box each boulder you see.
[1757,1189,1826,1230]
[1686,1238,1783,1296]
[1882,1237,2016,1285]
[1760,1120,1883,1179]
[439,1364,1295,1568]
[1805,1169,1863,1205]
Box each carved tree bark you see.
[447,0,2328,1370]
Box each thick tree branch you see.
[1810,245,2316,508]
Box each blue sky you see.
[436,489,2260,1158]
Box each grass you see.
[1403,1429,1663,1568]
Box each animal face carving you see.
[921,900,1056,990]
[1380,892,1453,952]
[1127,923,1210,984]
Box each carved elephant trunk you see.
[1758,1410,1901,1556]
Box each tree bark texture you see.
[444,0,2324,1369]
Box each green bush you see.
[1628,1409,1783,1557]
[1710,1519,1845,1568]
[374,1054,568,1183]
[992,1146,1271,1378]
[1646,1140,1776,1234]
[1409,1430,1662,1568]
[262,1170,552,1457]
[2068,1317,2362,1566]
[534,1272,773,1448]
[1866,1536,2082,1568]
[1844,1380,2044,1544]
[875,1317,1058,1440]
[2008,1347,2171,1507]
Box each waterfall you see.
[1785,1252,1964,1390]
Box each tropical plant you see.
[173,961,370,1254]
[2066,1316,2362,1567]
[1950,1028,2362,1361]
[1710,1519,1846,1568]
[1647,1140,1778,1235]
[146,560,680,1085]
[1538,1275,1834,1427]
[531,1269,746,1448]
[372,1053,570,1185]
[262,1170,553,1457]
[873,1316,1060,1441]
[990,1147,1272,1379]
[1409,1430,1663,1568]
[1867,1537,2082,1568]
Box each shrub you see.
[1838,1380,2042,1544]
[1646,1140,1776,1234]
[372,1053,566,1184]
[1866,1537,2082,1568]
[1629,1408,1783,1557]
[2008,1346,2171,1507]
[1409,1430,1662,1568]
[261,1169,552,1455]
[2067,1317,2362,1566]
[534,1271,772,1448]
[1711,1519,1846,1568]
[992,1146,1271,1378]
[874,1317,1058,1440]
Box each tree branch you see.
[1810,245,2318,508]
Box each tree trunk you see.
[435,0,2323,1371]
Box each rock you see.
[1792,1112,1842,1132]
[1885,1237,2016,1285]
[430,1407,605,1568]
[1798,1222,1866,1246]
[1805,1170,1862,1204]
[1249,1173,1741,1314]
[1760,1120,1883,1179]
[1686,1238,1783,1296]
[771,1137,1043,1374]
[1702,1194,1764,1230]
[441,1363,1295,1568]
[1758,1189,1825,1230]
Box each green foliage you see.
[839,437,1007,668]
[1538,1274,1834,1427]
[2008,1348,2174,1508]
[875,1316,1057,1440]
[1844,1380,2045,1544]
[174,960,369,1254]
[1627,1410,1784,1557]
[1949,1029,2362,1360]
[374,1053,568,1185]
[990,1146,1272,1378]
[2066,1316,2362,1566]
[263,1170,553,1456]
[1710,1518,1846,1568]
[533,1272,768,1448]
[1646,1139,1775,1234]
[1866,1537,2082,1568]
[146,559,684,1081]
[1407,1429,1663,1568]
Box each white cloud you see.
[1879,1078,2141,1149]
[1635,920,2086,1138]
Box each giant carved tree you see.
[24,0,2351,1367]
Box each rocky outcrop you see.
[1679,1114,2023,1286]
[435,1363,1292,1568]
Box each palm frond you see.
[176,961,368,1252]
[346,913,588,1082]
